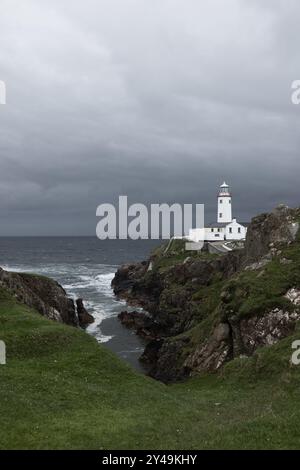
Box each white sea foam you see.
[62,269,124,343]
[64,272,115,293]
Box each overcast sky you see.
[0,0,299,235]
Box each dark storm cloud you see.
[0,0,300,234]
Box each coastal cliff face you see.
[112,205,300,382]
[0,268,93,328]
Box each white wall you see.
[225,219,247,240]
[204,227,225,241]
[189,227,225,242]
[217,196,232,223]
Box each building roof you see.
[207,221,250,228]
[207,222,228,228]
[240,222,251,227]
[220,181,229,188]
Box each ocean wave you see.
[64,272,115,293]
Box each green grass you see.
[150,238,220,272]
[1,287,300,449]
[218,240,300,322]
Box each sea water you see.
[0,237,160,371]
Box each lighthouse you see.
[217,182,232,223]
[187,181,248,246]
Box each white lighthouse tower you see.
[217,182,232,223]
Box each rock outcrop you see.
[118,310,161,340]
[113,205,300,382]
[0,268,94,328]
[76,298,94,328]
[244,205,299,262]
[183,303,300,375]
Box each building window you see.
[238,227,241,233]
[220,199,223,203]
[229,199,231,204]
[218,228,221,232]
[215,234,220,237]
[219,213,222,218]
[211,228,214,232]
[229,227,232,233]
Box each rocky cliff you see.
[0,268,94,328]
[112,205,300,382]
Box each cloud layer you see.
[0,0,299,234]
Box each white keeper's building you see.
[188,182,248,243]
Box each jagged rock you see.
[244,206,299,262]
[146,337,191,382]
[184,288,300,373]
[76,298,94,328]
[0,268,78,326]
[118,310,161,339]
[285,288,300,306]
[238,307,300,354]
[112,263,147,297]
[183,323,231,374]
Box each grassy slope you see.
[1,287,300,449]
